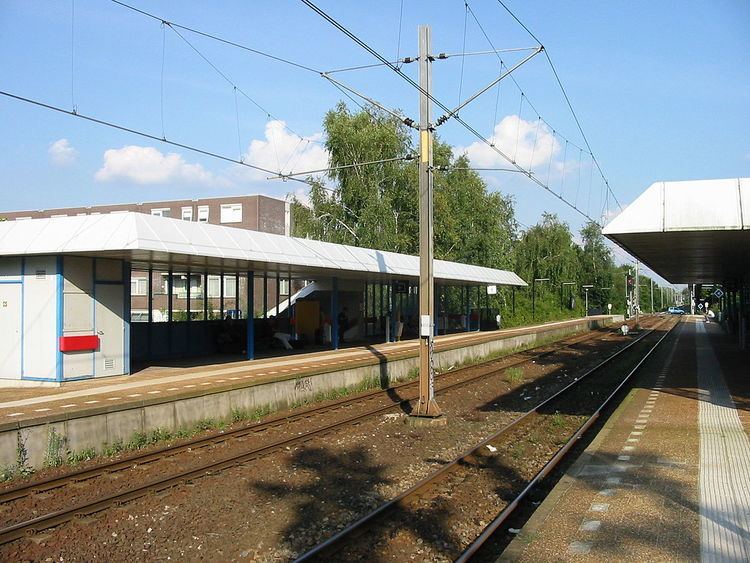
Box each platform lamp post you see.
[560,282,575,311]
[582,284,594,316]
[532,278,550,321]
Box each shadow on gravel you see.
[252,444,466,561]
[366,345,412,415]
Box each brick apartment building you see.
[0,195,294,321]
[0,194,290,235]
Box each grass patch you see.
[505,367,524,385]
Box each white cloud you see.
[49,138,78,166]
[455,115,560,172]
[95,145,224,186]
[238,120,329,182]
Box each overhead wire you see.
[267,155,415,180]
[457,2,469,109]
[70,0,76,113]
[494,0,621,211]
[395,0,405,68]
[0,90,310,184]
[299,0,601,223]
[111,0,321,74]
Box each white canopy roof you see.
[0,212,526,287]
[603,178,750,283]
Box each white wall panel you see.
[23,256,57,379]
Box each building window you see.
[131,277,148,296]
[220,203,242,224]
[181,207,193,221]
[51,214,68,218]
[197,205,209,223]
[151,208,171,218]
[207,275,237,298]
[279,279,290,295]
[15,217,32,221]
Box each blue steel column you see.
[167,270,173,355]
[476,285,481,331]
[263,272,268,318]
[465,286,470,332]
[56,256,64,382]
[331,277,339,350]
[390,283,396,342]
[123,261,131,375]
[147,267,153,358]
[246,271,254,360]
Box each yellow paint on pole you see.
[420,130,429,162]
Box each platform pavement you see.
[504,317,750,562]
[0,316,617,426]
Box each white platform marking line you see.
[696,322,750,562]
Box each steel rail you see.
[456,318,680,561]
[0,324,631,544]
[293,317,675,561]
[0,325,612,505]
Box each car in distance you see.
[667,306,685,315]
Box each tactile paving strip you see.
[697,322,750,562]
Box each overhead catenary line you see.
[434,166,526,173]
[494,0,621,211]
[435,46,543,126]
[70,0,76,113]
[320,74,417,128]
[300,0,602,224]
[323,47,539,76]
[0,90,310,185]
[111,0,321,74]
[267,155,415,181]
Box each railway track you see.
[294,316,678,562]
[0,319,650,546]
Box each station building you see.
[0,212,526,385]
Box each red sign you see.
[59,335,100,352]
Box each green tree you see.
[292,103,518,269]
[578,221,615,311]
[292,103,418,253]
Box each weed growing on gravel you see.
[0,465,14,482]
[551,411,565,428]
[102,439,125,457]
[15,432,33,477]
[67,447,97,465]
[231,405,272,423]
[511,442,525,459]
[505,367,524,385]
[43,427,66,468]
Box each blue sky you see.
[1,0,748,280]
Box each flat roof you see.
[603,178,750,283]
[0,213,527,287]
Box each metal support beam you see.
[331,276,339,350]
[414,24,440,418]
[247,271,254,360]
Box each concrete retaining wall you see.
[1,316,622,469]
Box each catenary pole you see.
[415,25,441,418]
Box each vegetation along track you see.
[0,319,648,546]
[295,317,678,562]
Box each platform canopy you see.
[0,212,527,287]
[603,178,750,284]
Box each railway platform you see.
[0,315,620,468]
[506,317,750,561]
